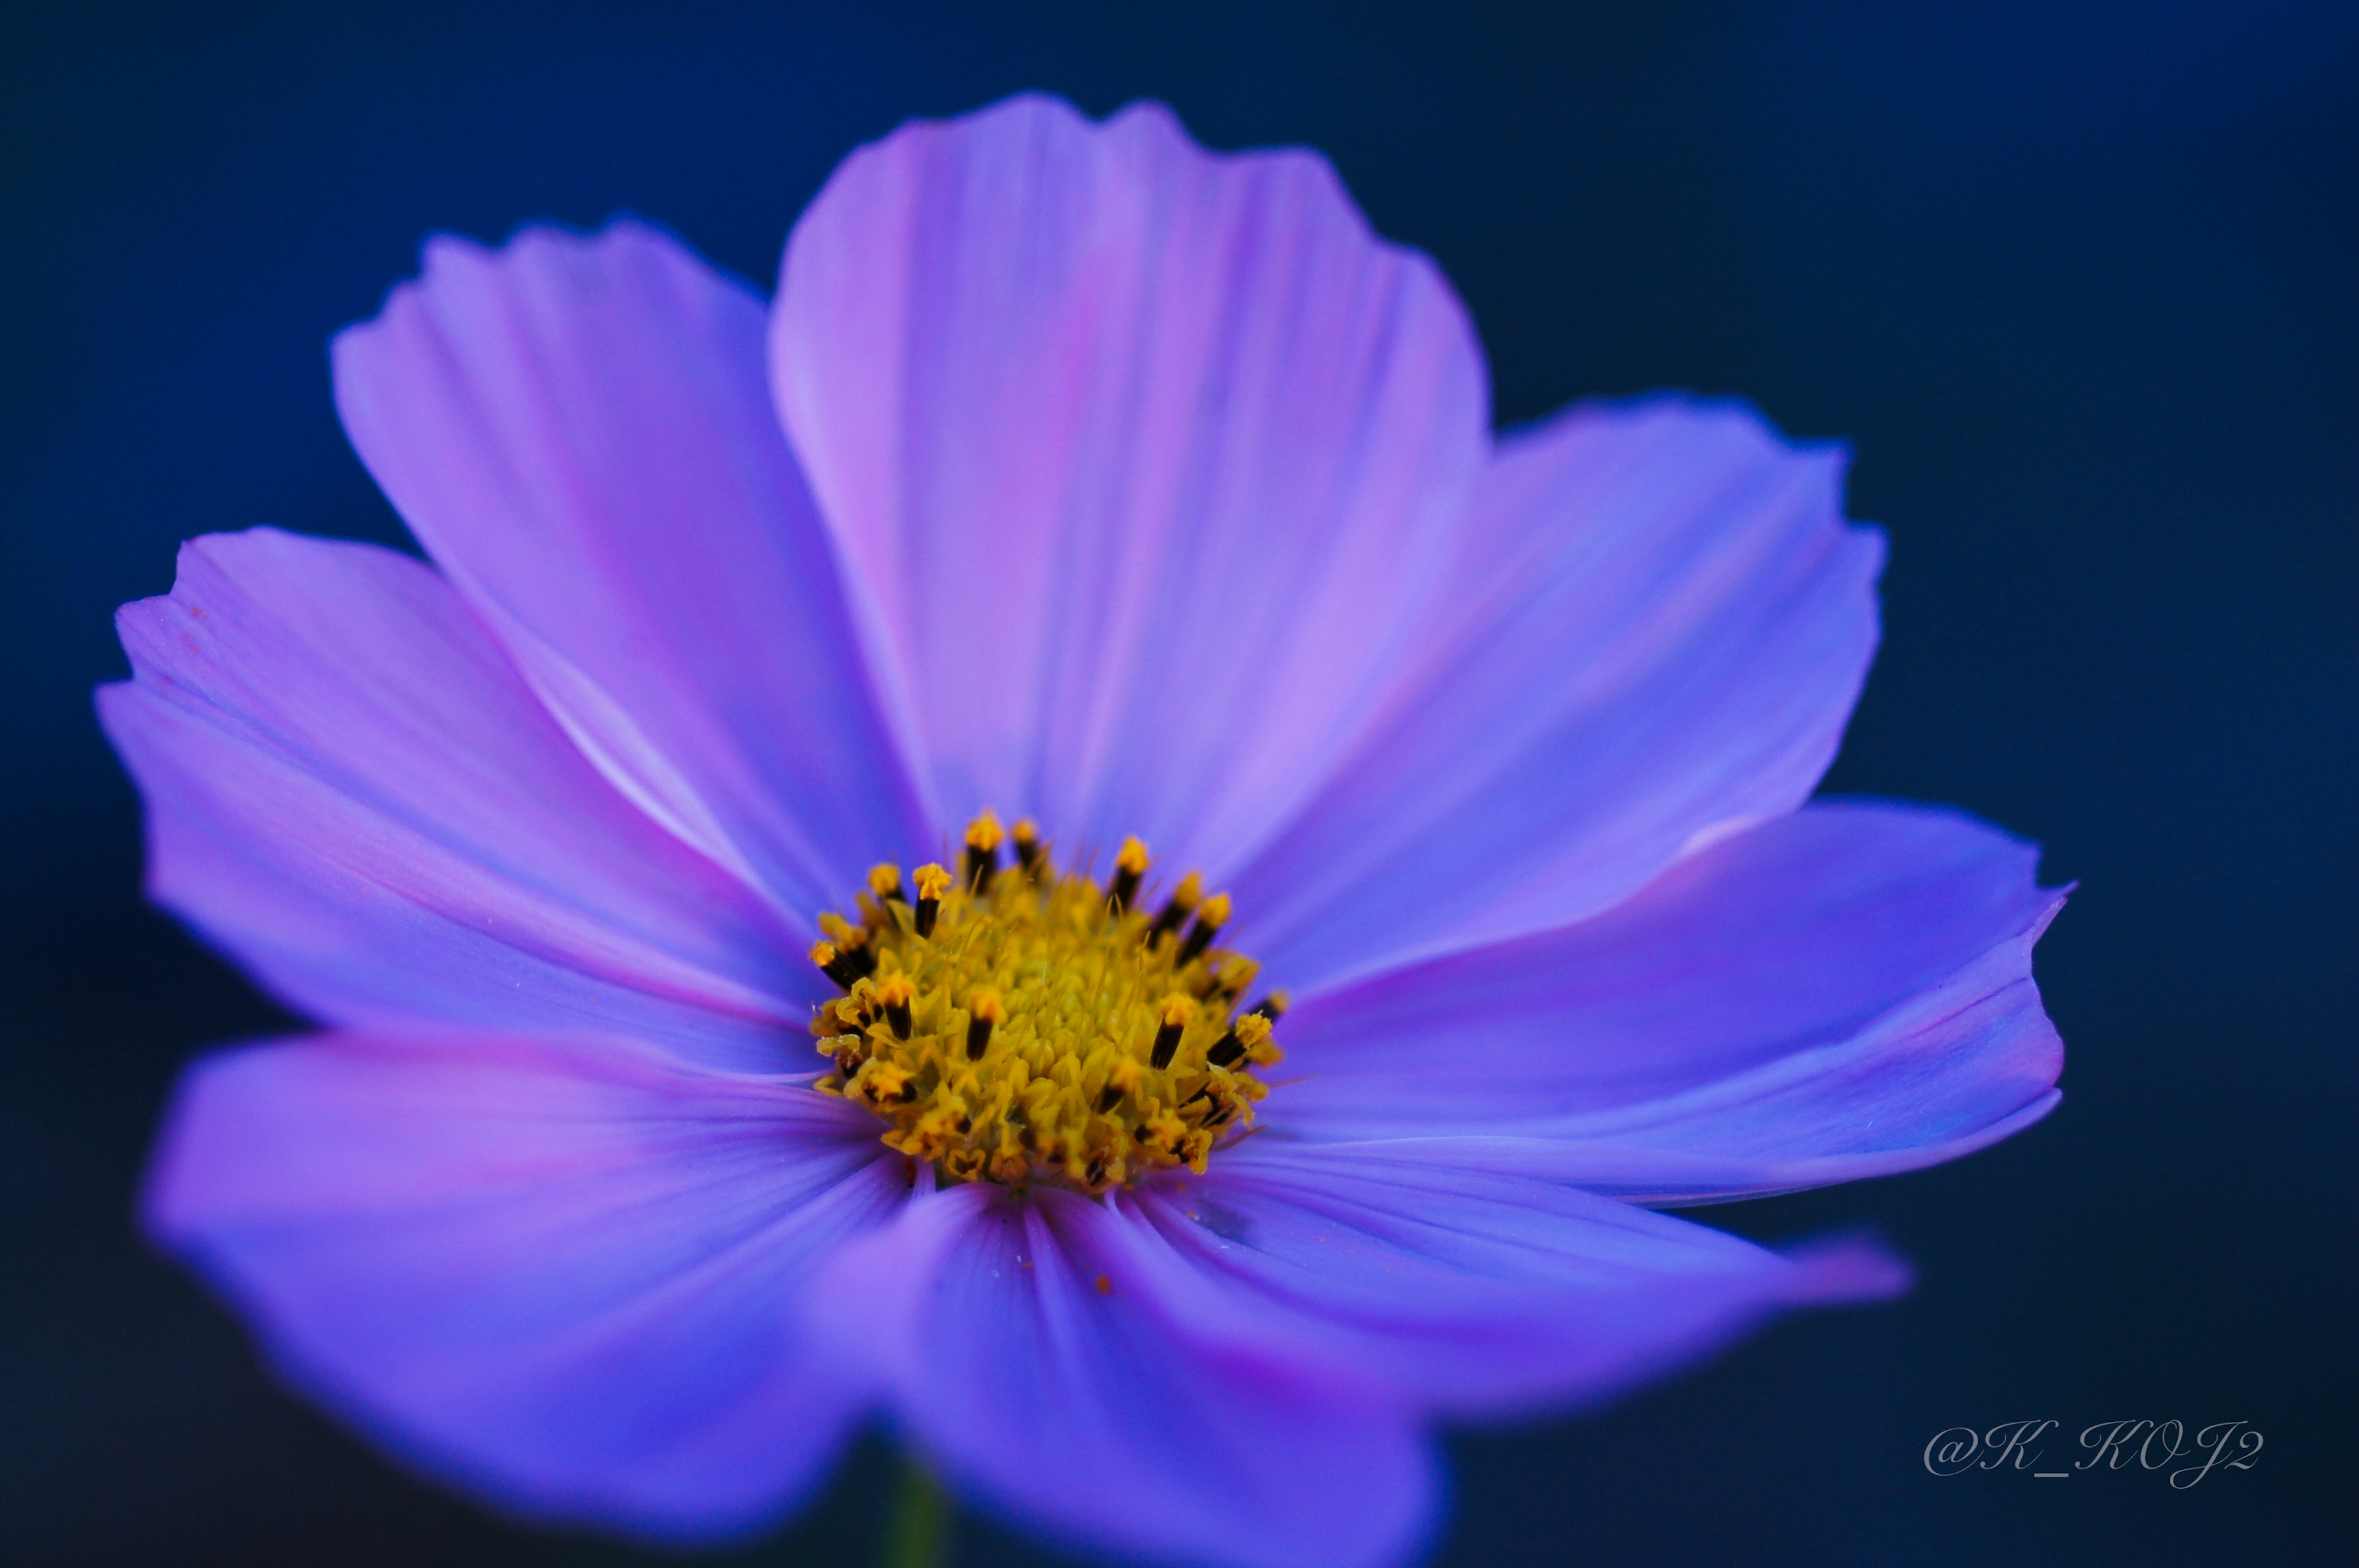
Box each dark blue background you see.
[4,2,2353,1564]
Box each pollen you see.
[808,815,1285,1195]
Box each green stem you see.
[881,1451,952,1568]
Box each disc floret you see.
[811,816,1285,1194]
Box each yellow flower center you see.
[809,813,1286,1195]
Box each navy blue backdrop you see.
[4,2,2352,1564]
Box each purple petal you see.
[1117,1142,1907,1421]
[333,219,926,918]
[1269,802,2066,1203]
[1233,397,1884,991]
[773,94,1488,872]
[812,1181,1438,1568]
[101,530,813,1069]
[145,1031,896,1542]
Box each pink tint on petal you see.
[773,95,1488,875]
[334,220,928,922]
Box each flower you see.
[103,94,2065,1568]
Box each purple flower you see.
[103,95,2065,1568]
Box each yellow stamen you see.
[966,985,1004,1060]
[962,810,1005,892]
[1149,870,1203,945]
[1176,891,1231,965]
[875,973,915,1039]
[1107,835,1150,913]
[912,862,950,938]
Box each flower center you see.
[808,813,1286,1195]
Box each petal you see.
[774,95,1488,872]
[1268,801,2066,1203]
[1116,1142,1907,1422]
[101,530,815,1069]
[333,219,927,917]
[811,1182,1438,1568]
[1234,397,1884,991]
[145,1030,896,1542]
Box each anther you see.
[966,986,1003,1061]
[1204,956,1257,1003]
[1097,1055,1143,1113]
[877,974,915,1040]
[1012,817,1043,877]
[1176,892,1232,966]
[912,863,950,938]
[963,811,1004,892]
[810,940,869,991]
[867,863,907,905]
[1150,994,1192,1071]
[1149,870,1203,946]
[1209,1012,1273,1069]
[1248,991,1290,1022]
[1107,837,1149,914]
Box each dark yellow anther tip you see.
[876,971,915,1040]
[1170,871,1203,908]
[964,811,1005,851]
[963,985,1002,1061]
[1116,837,1150,875]
[1197,892,1232,930]
[913,863,952,900]
[1012,817,1040,848]
[867,863,904,898]
[1159,994,1194,1028]
[809,940,837,967]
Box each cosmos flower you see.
[104,95,2065,1568]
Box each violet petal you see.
[146,1031,895,1541]
[1235,396,1884,991]
[1272,801,2065,1203]
[101,530,812,1069]
[810,1180,1439,1568]
[1120,1139,1908,1420]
